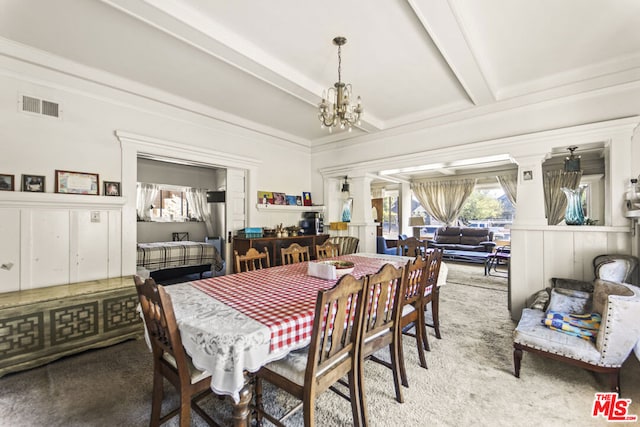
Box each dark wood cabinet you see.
[232,234,329,271]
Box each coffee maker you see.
[300,211,324,235]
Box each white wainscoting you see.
[509,225,631,320]
[0,193,124,293]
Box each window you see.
[411,185,514,241]
[381,194,399,238]
[149,186,191,222]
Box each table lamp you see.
[409,216,425,239]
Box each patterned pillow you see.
[547,288,592,314]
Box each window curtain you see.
[543,170,583,225]
[496,174,517,207]
[136,182,159,221]
[185,188,215,236]
[411,178,477,226]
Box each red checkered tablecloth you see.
[191,255,405,352]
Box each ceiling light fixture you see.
[318,36,363,133]
[564,146,581,172]
[341,176,350,194]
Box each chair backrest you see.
[281,243,310,265]
[403,255,429,309]
[235,247,270,272]
[306,274,367,390]
[424,249,443,301]
[134,276,190,378]
[316,241,339,260]
[396,236,425,257]
[361,263,406,357]
[593,254,639,283]
[328,236,360,255]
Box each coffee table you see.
[442,250,492,264]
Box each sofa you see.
[427,227,495,252]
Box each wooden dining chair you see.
[358,263,407,425]
[234,247,270,273]
[398,255,430,386]
[254,273,367,427]
[315,241,339,260]
[281,243,310,265]
[134,276,220,427]
[396,236,425,257]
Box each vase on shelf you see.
[561,187,585,225]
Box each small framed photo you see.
[273,192,286,205]
[303,192,312,206]
[103,181,121,196]
[522,170,533,181]
[0,174,14,191]
[55,170,99,195]
[22,174,45,192]
[285,195,297,205]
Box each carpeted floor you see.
[1,262,638,426]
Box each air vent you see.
[19,94,61,119]
[22,95,40,114]
[42,100,59,117]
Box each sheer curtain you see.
[411,178,477,226]
[543,170,583,225]
[185,188,214,236]
[136,182,159,221]
[496,174,518,206]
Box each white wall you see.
[0,52,313,291]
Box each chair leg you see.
[431,288,442,339]
[609,370,621,394]
[179,390,191,427]
[150,368,164,427]
[303,394,315,427]
[348,368,364,427]
[389,342,404,403]
[356,356,369,427]
[398,331,409,388]
[254,376,264,427]
[416,312,429,368]
[513,345,522,378]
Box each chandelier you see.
[318,36,363,132]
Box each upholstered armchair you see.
[328,236,360,255]
[513,279,640,393]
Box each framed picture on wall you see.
[22,174,45,192]
[104,181,121,196]
[0,174,14,191]
[55,170,99,195]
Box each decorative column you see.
[512,154,547,227]
[346,174,377,253]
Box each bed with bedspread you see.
[136,241,224,281]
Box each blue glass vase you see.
[561,187,585,225]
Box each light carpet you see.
[1,263,639,426]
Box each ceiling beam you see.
[407,0,495,106]
[101,0,384,131]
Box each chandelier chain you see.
[337,44,342,84]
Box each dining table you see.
[162,252,446,426]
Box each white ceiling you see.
[1,0,639,158]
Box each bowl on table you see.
[319,260,355,276]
